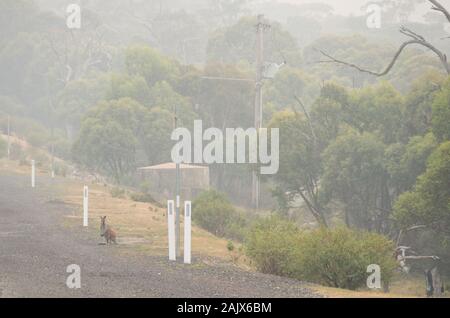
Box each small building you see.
[137,162,210,202]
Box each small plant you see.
[227,241,235,252]
[140,181,151,194]
[19,158,28,166]
[10,143,24,161]
[192,190,235,238]
[54,161,69,177]
[130,192,160,205]
[245,216,300,276]
[32,152,49,168]
[110,187,126,198]
[193,190,253,241]
[0,137,7,158]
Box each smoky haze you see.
[0,0,449,299]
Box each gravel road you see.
[0,173,321,298]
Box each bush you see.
[293,227,396,290]
[223,211,250,242]
[32,152,49,168]
[0,137,6,158]
[110,187,126,198]
[130,191,160,206]
[245,216,301,276]
[54,161,70,177]
[193,190,253,241]
[193,190,236,237]
[245,221,397,290]
[140,181,151,194]
[25,129,49,148]
[9,142,24,161]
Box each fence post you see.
[83,186,88,227]
[167,200,176,261]
[31,160,35,188]
[184,201,192,264]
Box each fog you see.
[0,0,449,299]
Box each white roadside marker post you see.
[31,160,35,188]
[167,200,176,261]
[7,115,10,160]
[83,186,89,227]
[184,201,192,264]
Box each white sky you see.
[280,0,369,15]
[277,0,433,17]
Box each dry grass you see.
[0,157,48,176]
[61,179,237,261]
[311,274,450,298]
[311,285,416,298]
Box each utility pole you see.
[252,14,269,210]
[7,115,10,160]
[173,105,181,258]
[199,15,271,210]
[51,126,55,178]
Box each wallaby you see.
[100,216,117,244]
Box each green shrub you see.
[193,190,236,237]
[245,216,301,276]
[292,227,396,290]
[19,158,28,166]
[245,221,397,290]
[193,190,253,241]
[10,143,24,160]
[224,211,249,242]
[54,161,69,177]
[227,241,235,252]
[110,187,126,198]
[140,181,151,194]
[0,137,6,158]
[26,130,49,148]
[33,152,49,168]
[130,191,160,206]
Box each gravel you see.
[0,173,322,298]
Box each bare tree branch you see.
[429,0,450,23]
[316,1,450,77]
[318,26,450,76]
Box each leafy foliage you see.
[291,227,396,290]
[432,78,450,142]
[245,216,301,276]
[72,98,143,183]
[245,218,396,290]
[0,136,7,158]
[193,190,249,241]
[394,141,450,241]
